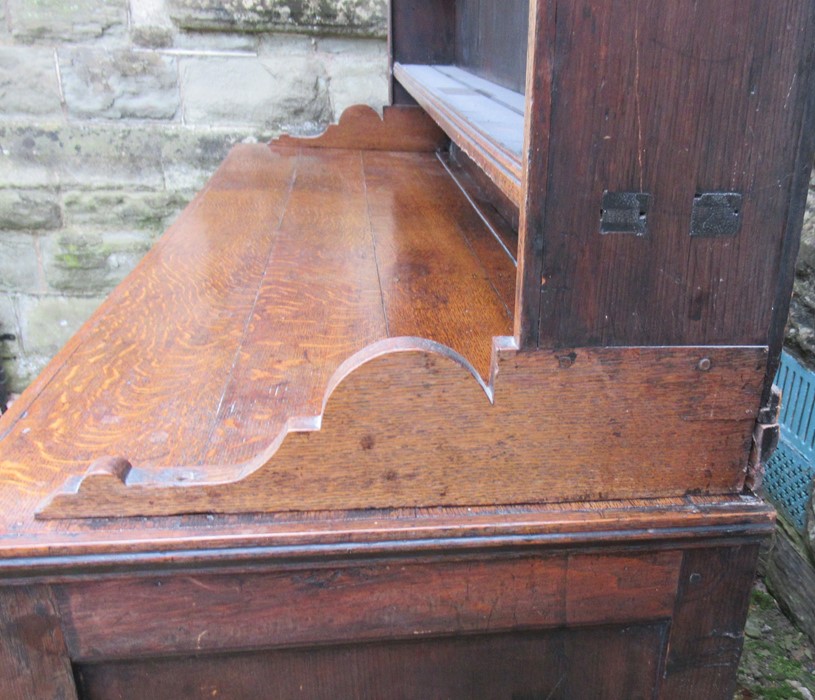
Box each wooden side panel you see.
[0,585,77,700]
[455,0,530,93]
[661,545,759,699]
[75,624,666,700]
[39,344,765,518]
[390,0,456,104]
[520,0,815,348]
[57,551,680,661]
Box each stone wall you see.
[787,182,815,370]
[0,0,388,391]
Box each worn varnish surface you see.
[58,550,680,660]
[39,342,766,518]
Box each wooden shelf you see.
[0,135,515,524]
[394,63,524,204]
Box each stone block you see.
[173,32,258,52]
[59,48,180,120]
[0,233,42,293]
[167,0,387,38]
[4,353,50,393]
[0,47,62,118]
[0,294,25,393]
[62,190,190,233]
[317,37,388,116]
[0,122,165,190]
[130,0,175,48]
[17,294,105,359]
[161,127,261,190]
[7,0,127,42]
[42,229,154,294]
[179,47,331,130]
[0,190,61,231]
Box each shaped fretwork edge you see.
[272,104,448,152]
[36,337,768,519]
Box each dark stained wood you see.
[75,624,666,700]
[515,0,555,348]
[0,495,774,581]
[529,0,815,348]
[0,2,809,696]
[38,344,765,518]
[446,141,520,240]
[456,0,529,94]
[661,545,760,698]
[390,0,455,104]
[0,585,77,700]
[56,551,680,661]
[273,104,447,153]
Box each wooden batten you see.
[37,339,766,519]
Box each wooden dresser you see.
[2,2,814,698]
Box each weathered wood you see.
[661,545,759,698]
[75,624,666,700]
[0,494,775,580]
[515,0,555,348]
[38,342,766,518]
[763,520,815,645]
[0,585,77,700]
[273,104,447,153]
[57,551,680,661]
[528,0,815,349]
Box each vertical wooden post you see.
[0,585,78,700]
[660,546,759,698]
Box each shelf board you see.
[394,63,524,205]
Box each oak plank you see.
[202,148,387,465]
[39,344,766,518]
[57,551,679,661]
[363,150,513,379]
[0,585,77,700]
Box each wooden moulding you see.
[37,339,767,520]
[393,63,523,205]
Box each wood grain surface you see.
[39,341,766,518]
[0,140,513,524]
[57,550,680,660]
[0,585,77,700]
[75,624,666,700]
[661,545,759,698]
[521,0,815,349]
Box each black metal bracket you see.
[690,192,743,237]
[600,191,651,236]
